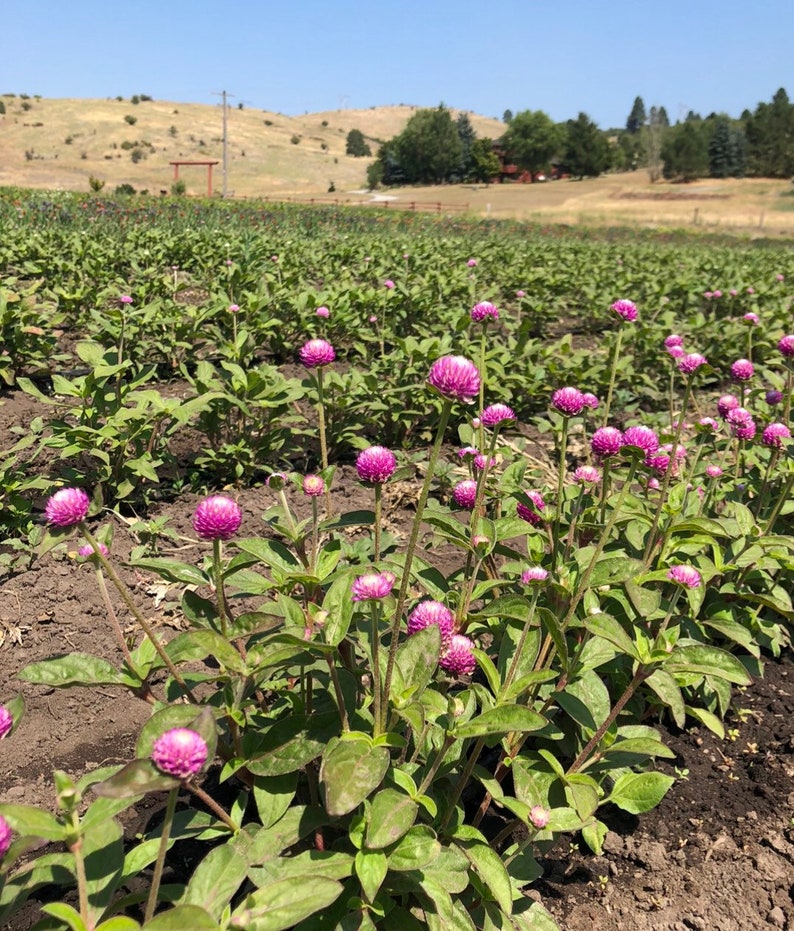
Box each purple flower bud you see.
[622,425,659,453]
[664,334,684,349]
[453,479,478,509]
[551,387,585,417]
[677,353,707,375]
[746,287,754,294]
[407,600,454,644]
[762,422,791,448]
[0,815,12,858]
[705,465,723,478]
[266,471,288,489]
[591,426,624,459]
[717,394,740,418]
[470,301,499,323]
[765,389,782,405]
[45,488,90,527]
[119,295,133,305]
[228,304,239,313]
[467,258,478,267]
[356,446,397,484]
[697,417,719,432]
[529,805,550,829]
[457,446,479,460]
[731,359,754,381]
[517,491,546,526]
[516,289,526,298]
[427,356,480,404]
[610,299,638,322]
[743,312,759,325]
[0,705,12,740]
[481,403,515,428]
[521,567,549,584]
[667,565,702,589]
[78,542,109,560]
[151,728,208,779]
[302,475,325,497]
[192,495,242,541]
[440,634,477,676]
[581,392,600,410]
[315,306,330,318]
[474,453,496,471]
[667,345,685,359]
[383,279,395,290]
[299,338,335,367]
[352,571,396,601]
[573,465,601,484]
[778,335,794,358]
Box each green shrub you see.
[124,114,137,125]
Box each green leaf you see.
[606,771,675,814]
[388,825,441,871]
[229,876,342,930]
[645,668,686,728]
[536,607,567,668]
[19,653,127,688]
[600,737,675,760]
[320,738,390,816]
[0,804,66,841]
[365,788,418,849]
[163,629,246,673]
[473,649,502,698]
[321,569,355,646]
[40,903,88,931]
[96,918,141,931]
[454,704,545,738]
[142,905,218,929]
[459,841,513,915]
[391,623,441,702]
[252,773,297,830]
[131,557,208,586]
[624,579,661,619]
[247,712,339,777]
[581,818,609,855]
[94,760,178,798]
[83,818,124,925]
[181,844,248,919]
[355,848,388,902]
[666,644,751,685]
[583,613,641,661]
[685,704,725,738]
[236,538,301,573]
[589,556,644,588]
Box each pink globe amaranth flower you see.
[610,298,638,322]
[369,315,378,324]
[574,465,601,484]
[440,634,477,676]
[703,291,713,299]
[713,290,722,298]
[193,496,242,541]
[45,487,90,527]
[551,386,586,417]
[78,542,109,559]
[470,300,499,323]
[481,403,515,428]
[471,417,482,430]
[427,356,480,405]
[315,306,330,318]
[677,353,708,375]
[516,289,526,298]
[266,471,288,489]
[697,417,719,433]
[352,571,396,601]
[717,394,740,418]
[151,728,208,780]
[407,600,454,644]
[521,566,549,584]
[457,446,479,460]
[746,287,755,294]
[228,304,240,314]
[667,345,685,359]
[302,474,325,497]
[591,426,624,459]
[778,335,794,358]
[119,294,133,305]
[299,338,336,367]
[730,420,757,442]
[731,358,754,381]
[517,490,546,526]
[645,444,686,477]
[0,705,12,740]
[474,453,496,471]
[664,334,684,349]
[622,425,659,454]
[529,805,550,830]
[356,446,397,484]
[705,464,723,478]
[225,259,233,267]
[765,389,783,405]
[729,289,738,296]
[776,274,785,282]
[647,477,661,491]
[726,407,754,430]
[762,422,791,448]
[667,565,702,589]
[453,479,478,509]
[383,279,395,290]
[581,392,599,410]
[743,312,759,325]
[467,258,478,267]
[0,815,11,858]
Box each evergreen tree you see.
[564,112,610,178]
[503,109,513,124]
[626,96,647,134]
[657,106,670,128]
[709,117,746,178]
[745,87,794,178]
[662,120,710,181]
[470,138,500,183]
[456,112,477,180]
[502,110,565,175]
[345,129,371,157]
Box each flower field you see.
[0,190,792,930]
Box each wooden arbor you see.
[169,160,220,196]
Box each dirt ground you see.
[0,386,792,930]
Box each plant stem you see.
[373,484,382,563]
[440,736,485,832]
[326,654,350,731]
[370,601,383,738]
[551,416,569,574]
[93,566,134,667]
[183,781,239,832]
[145,786,178,922]
[602,327,624,427]
[315,366,332,518]
[501,588,542,697]
[69,837,90,927]
[212,538,230,638]
[416,733,456,797]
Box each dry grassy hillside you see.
[0,95,505,197]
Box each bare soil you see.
[0,385,792,930]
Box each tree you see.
[744,87,794,178]
[503,109,513,124]
[470,138,500,183]
[346,128,371,157]
[564,112,611,178]
[646,105,666,182]
[709,117,746,178]
[626,96,646,134]
[392,105,462,184]
[662,120,710,181]
[456,112,477,180]
[502,110,565,176]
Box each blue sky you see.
[5,0,792,128]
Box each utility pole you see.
[211,89,235,197]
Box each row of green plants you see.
[0,305,791,928]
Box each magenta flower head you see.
[747,287,755,294]
[610,299,638,322]
[0,815,12,859]
[778,335,794,358]
[717,394,740,418]
[551,386,585,417]
[697,417,719,434]
[591,426,624,459]
[645,444,686,477]
[383,279,395,290]
[470,301,499,323]
[574,465,601,484]
[458,445,479,461]
[667,565,702,589]
[516,289,526,298]
[704,291,713,299]
[427,355,480,404]
[677,353,708,375]
[356,446,397,484]
[467,258,478,267]
[315,306,330,318]
[266,471,288,490]
[440,634,477,676]
[727,407,756,440]
[743,312,759,325]
[453,479,478,509]
[299,338,335,368]
[731,358,754,381]
[776,274,785,282]
[766,389,783,405]
[302,474,325,497]
[517,490,546,526]
[119,294,133,305]
[474,453,496,471]
[667,345,685,359]
[0,705,12,740]
[713,290,722,298]
[228,303,240,314]
[582,392,600,410]
[705,464,723,478]
[45,488,90,527]
[151,728,208,780]
[352,571,396,601]
[529,805,550,830]
[481,403,515,428]
[193,495,242,541]
[762,422,791,448]
[521,566,549,584]
[664,334,684,350]
[407,600,454,643]
[622,425,659,454]
[78,542,109,561]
